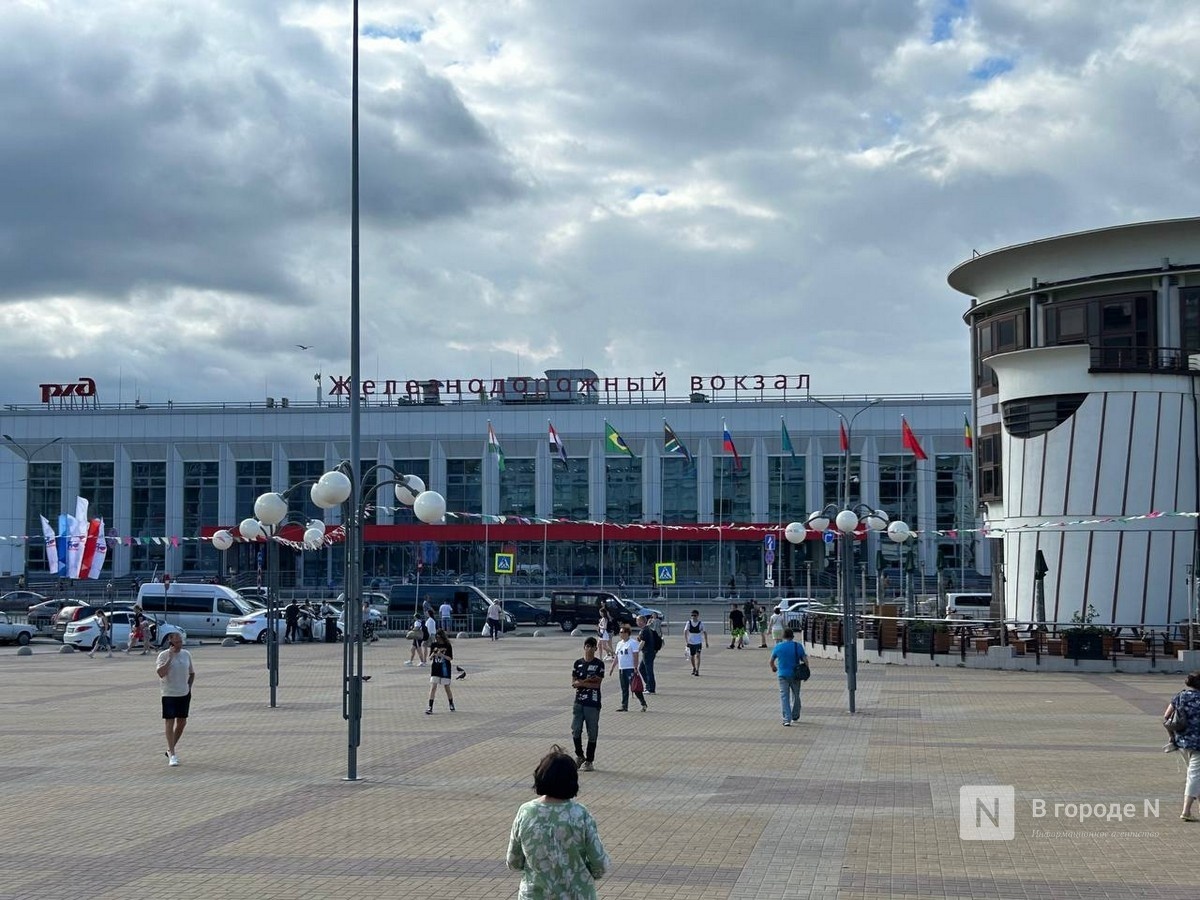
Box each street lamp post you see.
[212,492,326,709]
[310,465,445,781]
[783,398,916,714]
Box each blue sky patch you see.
[931,0,968,43]
[362,23,424,43]
[971,56,1014,80]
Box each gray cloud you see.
[0,0,1197,405]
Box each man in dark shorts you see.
[155,631,194,767]
[729,602,746,649]
[571,637,604,772]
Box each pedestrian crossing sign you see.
[655,562,676,585]
[494,552,514,574]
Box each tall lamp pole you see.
[311,465,445,781]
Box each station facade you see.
[0,378,974,593]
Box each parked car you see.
[0,611,37,645]
[610,597,666,624]
[501,599,551,627]
[226,609,289,644]
[64,611,185,652]
[53,602,135,641]
[336,591,389,613]
[27,598,76,631]
[778,598,827,628]
[548,590,637,632]
[1,590,47,613]
[236,586,269,608]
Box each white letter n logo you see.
[959,785,1015,841]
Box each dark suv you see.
[548,590,636,632]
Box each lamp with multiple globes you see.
[308,463,445,781]
[784,503,893,714]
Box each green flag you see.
[605,421,635,458]
[781,419,796,464]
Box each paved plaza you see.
[2,629,1199,900]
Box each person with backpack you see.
[684,610,709,676]
[1164,671,1200,820]
[770,627,809,726]
[636,615,661,694]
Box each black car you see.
[500,599,551,627]
[548,590,636,632]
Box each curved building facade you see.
[951,217,1200,628]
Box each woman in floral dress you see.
[506,745,609,899]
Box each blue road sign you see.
[823,531,836,545]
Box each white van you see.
[135,582,256,638]
[945,592,994,621]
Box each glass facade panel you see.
[78,462,114,525]
[25,462,62,571]
[235,461,273,520]
[605,458,642,523]
[499,458,536,517]
[551,460,589,519]
[661,457,697,523]
[446,459,482,515]
[130,461,167,571]
[712,459,750,522]
[823,455,861,509]
[878,455,916,565]
[182,461,219,572]
[934,454,975,577]
[767,457,806,524]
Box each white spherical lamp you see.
[312,470,352,509]
[239,518,264,542]
[835,509,859,534]
[395,474,425,506]
[413,490,446,524]
[864,509,889,531]
[211,529,234,551]
[887,520,911,543]
[806,510,830,532]
[784,522,807,545]
[254,492,288,526]
[303,521,326,549]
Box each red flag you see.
[901,417,928,461]
[838,420,849,452]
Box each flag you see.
[487,422,506,471]
[40,515,59,575]
[79,518,100,576]
[87,519,108,579]
[663,420,693,466]
[67,497,88,578]
[722,421,742,470]
[964,415,973,451]
[838,420,849,453]
[781,419,796,463]
[901,417,928,461]
[548,422,569,468]
[56,513,68,577]
[605,421,635,458]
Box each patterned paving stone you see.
[0,634,1197,899]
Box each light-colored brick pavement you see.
[1,632,1197,899]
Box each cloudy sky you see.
[2,0,1197,407]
